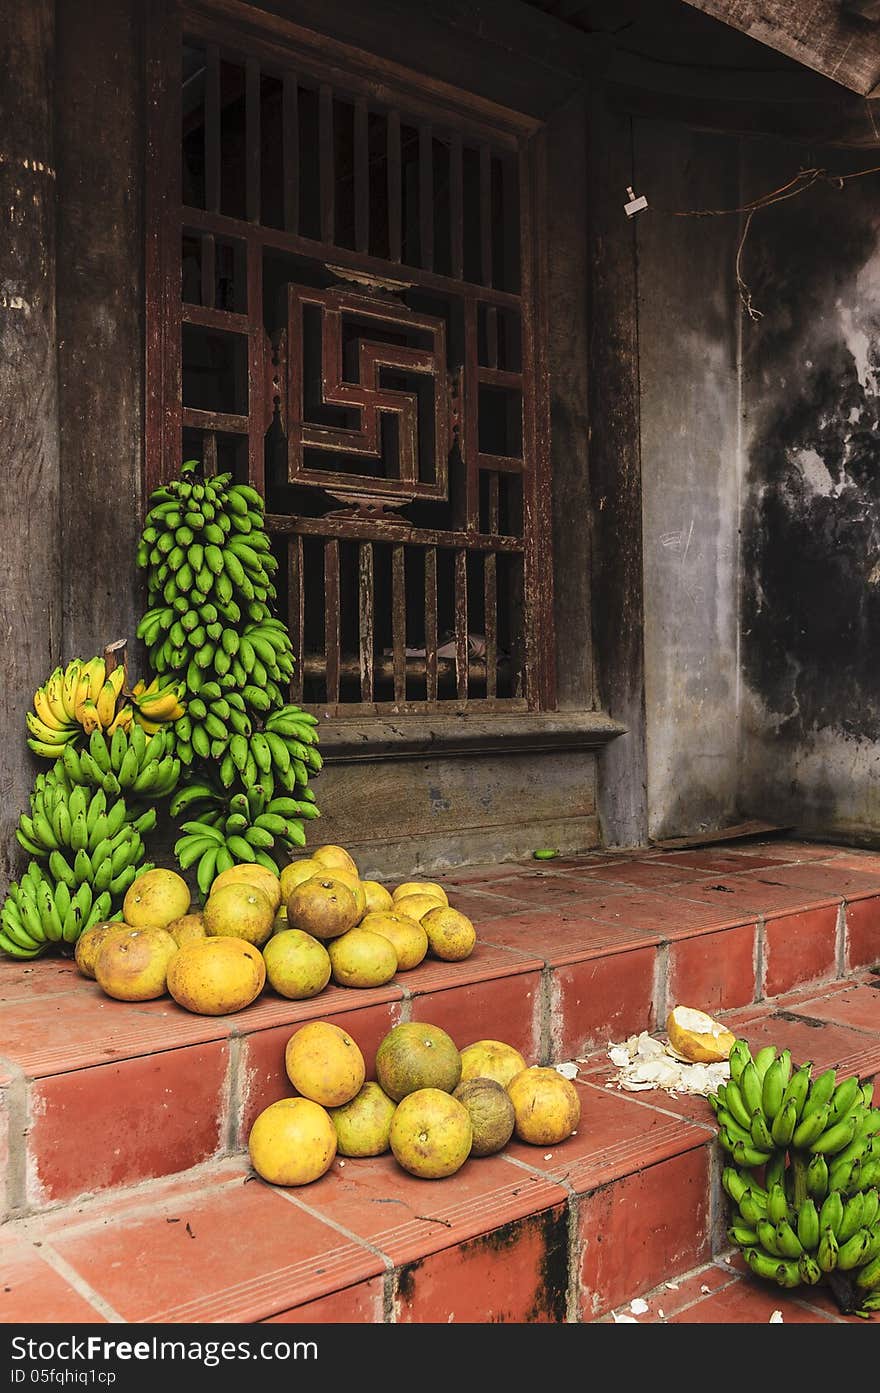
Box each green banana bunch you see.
[174,785,312,902]
[0,861,120,958]
[59,724,180,801]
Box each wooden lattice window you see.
[146,1,554,714]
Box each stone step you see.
[0,838,878,1323]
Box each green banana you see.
[792,1102,832,1150]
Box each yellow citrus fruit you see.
[262,929,331,1000]
[248,1097,337,1187]
[285,1020,366,1107]
[389,1088,473,1179]
[311,844,359,877]
[279,857,324,903]
[392,891,447,923]
[459,1039,528,1089]
[453,1078,516,1157]
[666,1005,737,1064]
[359,911,428,971]
[322,867,367,921]
[165,935,266,1015]
[392,880,449,907]
[375,1021,462,1101]
[210,863,282,914]
[421,905,477,961]
[361,880,394,915]
[328,1081,398,1157]
[122,868,191,929]
[94,926,179,1002]
[74,921,126,980]
[328,928,398,988]
[165,912,208,948]
[203,881,275,948]
[507,1066,581,1146]
[286,876,360,940]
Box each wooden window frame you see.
[145,0,556,716]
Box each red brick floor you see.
[0,836,878,1324]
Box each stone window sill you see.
[312,709,627,762]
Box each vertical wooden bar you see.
[358,541,374,703]
[283,73,299,234]
[324,538,340,708]
[247,239,264,493]
[450,134,463,280]
[419,123,433,271]
[392,543,406,703]
[246,56,260,222]
[203,431,217,477]
[455,550,468,701]
[484,551,497,699]
[387,109,401,263]
[464,297,479,529]
[288,534,304,702]
[424,546,438,703]
[479,143,492,287]
[200,233,215,308]
[486,306,499,367]
[205,44,220,213]
[354,99,369,254]
[319,83,334,244]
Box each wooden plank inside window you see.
[288,534,304,703]
[205,44,220,213]
[324,538,340,706]
[319,83,334,244]
[424,546,438,703]
[450,134,463,280]
[283,73,299,234]
[358,541,374,702]
[387,109,401,263]
[246,57,260,223]
[392,543,406,702]
[455,549,468,700]
[479,143,492,287]
[354,99,369,255]
[485,551,497,699]
[419,124,433,271]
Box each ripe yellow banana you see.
[60,660,83,720]
[43,668,70,725]
[83,657,107,703]
[78,698,101,736]
[96,667,126,728]
[136,683,185,721]
[106,703,134,736]
[33,682,68,732]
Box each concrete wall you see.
[634,121,743,842]
[738,140,880,843]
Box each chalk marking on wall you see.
[0,154,55,177]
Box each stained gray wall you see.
[739,140,880,843]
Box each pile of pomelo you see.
[247,1019,582,1187]
[72,846,478,1013]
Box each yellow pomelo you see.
[248,1096,337,1187]
[210,863,282,914]
[507,1066,581,1146]
[328,928,398,988]
[203,881,275,948]
[311,844,359,877]
[459,1039,528,1089]
[666,1005,737,1064]
[392,880,449,907]
[286,876,360,940]
[166,935,266,1015]
[262,929,331,1000]
[323,867,367,921]
[453,1078,516,1157]
[375,1021,462,1101]
[328,1081,398,1157]
[279,857,324,903]
[392,892,447,923]
[74,920,126,980]
[361,880,394,915]
[122,867,191,929]
[166,912,208,948]
[389,1088,472,1179]
[359,911,428,971]
[421,905,477,961]
[285,1020,366,1107]
[94,926,179,1002]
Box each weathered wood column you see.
[56,0,145,660]
[0,1,60,893]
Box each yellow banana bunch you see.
[131,676,186,725]
[95,665,127,729]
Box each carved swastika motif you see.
[283,284,449,504]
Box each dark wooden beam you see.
[0,0,61,894]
